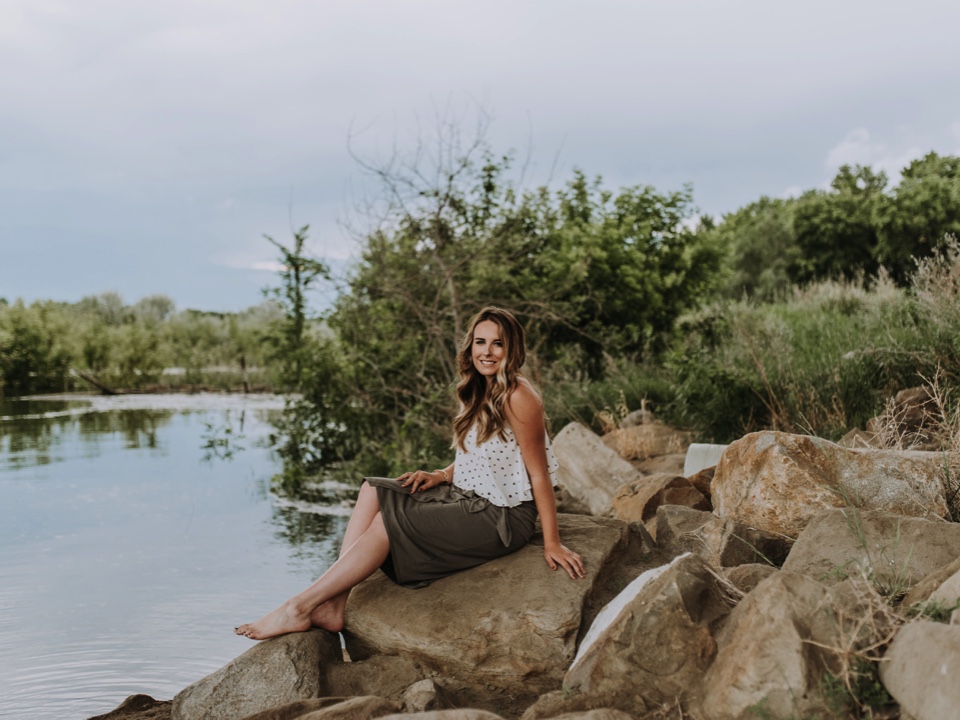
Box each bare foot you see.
[234,601,311,640]
[309,596,347,632]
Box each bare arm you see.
[506,381,585,579]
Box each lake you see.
[0,393,356,720]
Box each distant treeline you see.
[0,293,285,395]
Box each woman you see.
[235,307,583,640]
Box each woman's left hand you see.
[544,543,585,579]
[396,469,441,493]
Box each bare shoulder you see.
[506,378,545,426]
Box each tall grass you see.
[561,236,960,443]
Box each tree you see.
[711,196,799,301]
[0,300,74,395]
[792,165,887,284]
[262,226,330,390]
[878,152,960,284]
[276,128,724,477]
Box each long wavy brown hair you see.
[452,307,527,450]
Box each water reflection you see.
[0,393,349,720]
[269,481,358,568]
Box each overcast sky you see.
[2,0,959,312]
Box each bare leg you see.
[307,482,384,631]
[235,512,390,639]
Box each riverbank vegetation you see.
[3,136,959,492]
[0,293,284,395]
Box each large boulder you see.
[880,620,960,720]
[711,431,950,538]
[782,508,960,592]
[324,654,423,700]
[655,505,791,568]
[553,423,645,516]
[697,573,888,720]
[343,514,628,696]
[561,553,731,714]
[172,630,341,720]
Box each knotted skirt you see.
[363,476,537,588]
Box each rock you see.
[838,428,878,449]
[903,557,960,607]
[547,712,635,720]
[610,474,702,526]
[927,566,960,609]
[880,620,960,720]
[698,572,887,720]
[562,553,731,714]
[619,407,655,428]
[237,699,344,720]
[381,712,506,720]
[88,694,171,720]
[685,466,714,503]
[172,629,342,720]
[287,696,398,720]
[343,514,628,696]
[522,703,636,720]
[655,505,791,568]
[660,485,711,511]
[723,563,778,595]
[782,508,960,592]
[711,431,950,538]
[554,484,593,515]
[602,422,693,461]
[324,654,423,700]
[553,423,645,515]
[634,453,686,476]
[401,680,455,713]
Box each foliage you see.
[664,266,958,442]
[878,153,960,284]
[278,130,724,478]
[713,154,960,298]
[261,225,331,390]
[0,293,280,396]
[0,300,73,394]
[792,165,886,284]
[710,196,799,302]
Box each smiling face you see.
[471,319,506,382]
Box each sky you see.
[2,0,959,312]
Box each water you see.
[0,394,356,720]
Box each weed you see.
[905,596,960,623]
[820,659,894,719]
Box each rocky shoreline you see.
[91,391,960,720]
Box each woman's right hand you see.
[396,469,443,493]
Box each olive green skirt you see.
[363,477,537,588]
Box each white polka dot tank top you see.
[454,424,559,508]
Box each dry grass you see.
[865,365,960,520]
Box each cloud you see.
[825,128,923,183]
[248,261,286,273]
